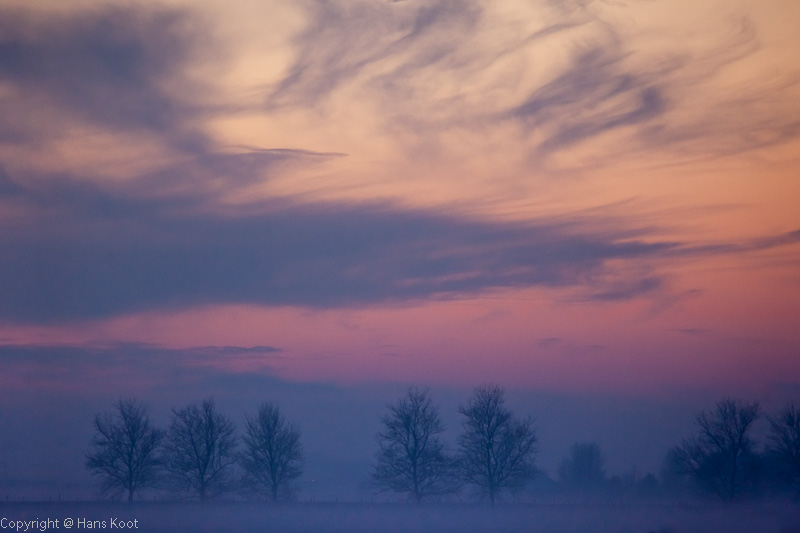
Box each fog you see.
[0,363,710,503]
[2,345,799,532]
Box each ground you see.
[1,501,799,533]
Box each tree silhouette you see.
[85,398,163,502]
[372,387,455,503]
[766,402,800,494]
[240,402,304,501]
[666,398,760,501]
[558,442,606,496]
[457,385,537,504]
[164,398,237,500]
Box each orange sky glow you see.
[0,0,799,400]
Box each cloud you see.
[269,0,483,108]
[0,4,211,152]
[678,229,800,256]
[508,11,800,168]
[0,169,670,322]
[0,1,798,326]
[537,337,562,348]
[0,4,348,204]
[0,342,284,395]
[269,0,800,168]
[131,148,346,201]
[0,165,24,196]
[510,45,669,153]
[587,275,663,302]
[2,162,798,324]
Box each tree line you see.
[664,398,800,501]
[86,398,302,502]
[85,389,800,504]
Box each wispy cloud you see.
[0,5,343,175]
[0,5,209,151]
[269,0,484,109]
[510,45,670,151]
[505,12,800,170]
[266,0,800,171]
[0,1,798,326]
[0,342,284,394]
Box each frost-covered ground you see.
[1,502,799,533]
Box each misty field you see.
[2,502,799,533]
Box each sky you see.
[0,0,799,500]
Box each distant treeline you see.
[83,388,800,503]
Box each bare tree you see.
[767,402,800,494]
[372,387,455,503]
[164,398,237,500]
[457,385,537,504]
[240,402,304,501]
[85,398,163,502]
[558,442,606,495]
[667,398,760,501]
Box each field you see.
[2,501,799,533]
